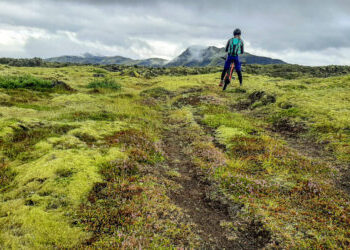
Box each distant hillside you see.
[45,53,168,67]
[167,46,286,67]
[45,46,286,67]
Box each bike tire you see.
[223,62,235,91]
[223,78,230,91]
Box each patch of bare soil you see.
[162,114,269,249]
[231,91,276,111]
[271,117,307,136]
[340,167,350,195]
[179,87,204,95]
[173,94,223,108]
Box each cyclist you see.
[219,28,244,87]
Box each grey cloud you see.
[0,0,350,65]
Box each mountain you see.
[45,53,168,67]
[45,46,286,67]
[166,46,286,67]
[134,58,169,67]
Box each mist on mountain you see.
[46,46,286,67]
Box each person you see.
[219,28,244,87]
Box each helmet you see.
[233,28,241,36]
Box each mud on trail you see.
[161,111,269,249]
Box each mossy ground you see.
[0,64,349,248]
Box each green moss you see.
[0,75,53,91]
[13,103,56,111]
[0,64,349,249]
[0,146,129,248]
[51,93,96,106]
[0,163,16,191]
[91,68,108,74]
[0,149,106,248]
[199,105,350,248]
[78,128,194,248]
[67,120,126,142]
[140,87,174,100]
[0,92,11,103]
[87,78,121,90]
[59,111,117,122]
[216,126,248,146]
[203,112,254,133]
[0,123,75,161]
[45,135,85,150]
[168,108,194,123]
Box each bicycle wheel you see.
[223,63,234,91]
[223,78,230,91]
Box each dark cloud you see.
[0,0,349,65]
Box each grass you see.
[0,75,53,91]
[0,64,349,248]
[87,78,121,90]
[182,104,350,248]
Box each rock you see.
[51,80,76,92]
[248,91,265,103]
[93,73,105,78]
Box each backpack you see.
[228,38,243,56]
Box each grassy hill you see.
[0,64,349,249]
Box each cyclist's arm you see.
[241,41,244,54]
[225,39,230,52]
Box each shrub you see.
[245,64,350,79]
[0,75,53,90]
[0,57,44,67]
[87,78,121,90]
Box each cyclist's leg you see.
[237,71,243,86]
[233,56,243,86]
[220,69,227,81]
[221,57,232,81]
[219,69,225,86]
[220,56,233,86]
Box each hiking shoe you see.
[219,80,224,87]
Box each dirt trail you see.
[161,114,263,249]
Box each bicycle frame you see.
[228,62,235,81]
[223,62,235,91]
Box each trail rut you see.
[161,113,265,249]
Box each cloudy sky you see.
[0,0,349,65]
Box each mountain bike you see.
[221,57,235,91]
